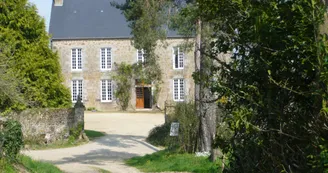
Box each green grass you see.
[126,149,222,173]
[18,155,63,173]
[0,159,16,173]
[85,129,106,140]
[92,167,112,173]
[26,129,105,150]
[0,155,63,173]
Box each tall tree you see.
[198,0,328,172]
[170,1,218,152]
[115,0,219,152]
[0,0,71,112]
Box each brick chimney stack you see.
[54,0,63,6]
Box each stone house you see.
[49,0,195,111]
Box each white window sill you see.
[173,68,184,70]
[101,100,113,103]
[100,69,112,71]
[173,100,184,102]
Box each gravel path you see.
[23,112,165,173]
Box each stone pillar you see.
[74,95,85,129]
[73,95,88,141]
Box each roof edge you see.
[51,36,193,41]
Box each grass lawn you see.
[126,149,222,173]
[85,129,106,140]
[27,129,106,150]
[92,167,112,173]
[0,155,63,173]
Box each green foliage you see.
[126,149,221,173]
[146,123,171,147]
[0,120,24,162]
[112,0,168,107]
[69,123,84,140]
[86,107,97,111]
[84,130,105,140]
[112,62,133,110]
[0,0,71,112]
[18,155,63,173]
[0,158,16,172]
[170,101,199,153]
[147,102,199,153]
[197,0,328,172]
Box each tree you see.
[112,0,168,107]
[115,0,219,152]
[0,0,71,112]
[170,1,219,152]
[197,0,328,172]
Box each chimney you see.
[54,0,63,6]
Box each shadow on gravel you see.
[94,134,159,152]
[52,149,139,166]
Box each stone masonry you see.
[52,38,195,111]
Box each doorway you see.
[136,87,152,109]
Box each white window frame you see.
[101,79,113,102]
[71,80,83,102]
[173,78,185,101]
[71,48,82,71]
[137,49,145,63]
[100,48,112,71]
[173,47,184,69]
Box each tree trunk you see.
[195,19,217,152]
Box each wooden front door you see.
[136,87,144,108]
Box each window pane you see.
[137,49,143,62]
[179,51,184,68]
[78,80,83,100]
[101,48,106,69]
[72,80,77,101]
[101,80,106,101]
[107,80,112,101]
[72,49,76,69]
[179,79,184,100]
[107,48,111,69]
[174,79,179,100]
[77,49,82,69]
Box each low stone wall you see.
[7,105,84,143]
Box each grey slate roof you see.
[49,0,179,40]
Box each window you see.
[100,48,112,70]
[173,78,185,101]
[72,48,82,70]
[137,49,145,63]
[101,79,113,102]
[72,80,83,102]
[173,47,184,69]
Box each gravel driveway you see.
[23,112,165,173]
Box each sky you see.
[28,0,52,31]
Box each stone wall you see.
[7,106,84,143]
[52,38,195,111]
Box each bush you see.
[0,120,24,161]
[146,123,171,146]
[147,102,199,153]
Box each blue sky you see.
[28,0,52,31]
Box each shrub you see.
[171,101,199,153]
[147,101,199,153]
[146,123,171,146]
[0,120,24,161]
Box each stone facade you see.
[52,38,195,111]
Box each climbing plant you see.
[111,0,173,109]
[112,62,134,110]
